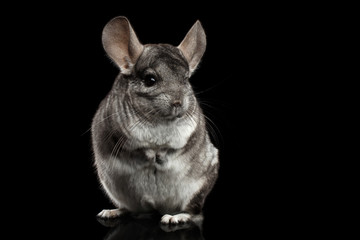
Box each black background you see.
[5,2,320,239]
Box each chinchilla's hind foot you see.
[97,209,130,227]
[160,213,203,232]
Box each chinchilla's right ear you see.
[102,16,144,74]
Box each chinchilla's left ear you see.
[178,20,206,74]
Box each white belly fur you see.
[101,152,205,214]
[99,116,205,213]
[126,114,197,149]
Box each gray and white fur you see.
[91,16,219,225]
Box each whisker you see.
[109,107,161,160]
[103,128,118,144]
[82,111,122,136]
[185,111,197,127]
[110,132,127,160]
[198,100,220,111]
[203,113,223,150]
[193,75,230,96]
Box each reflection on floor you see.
[98,213,204,240]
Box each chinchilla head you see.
[102,16,206,122]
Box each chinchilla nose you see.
[172,100,182,107]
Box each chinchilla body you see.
[91,16,219,222]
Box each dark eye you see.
[143,74,157,87]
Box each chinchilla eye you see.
[143,74,157,87]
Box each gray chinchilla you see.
[91,16,219,225]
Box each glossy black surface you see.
[97,214,204,239]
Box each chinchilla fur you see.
[91,16,219,225]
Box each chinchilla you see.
[91,16,219,225]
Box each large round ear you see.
[102,16,144,74]
[178,20,206,74]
